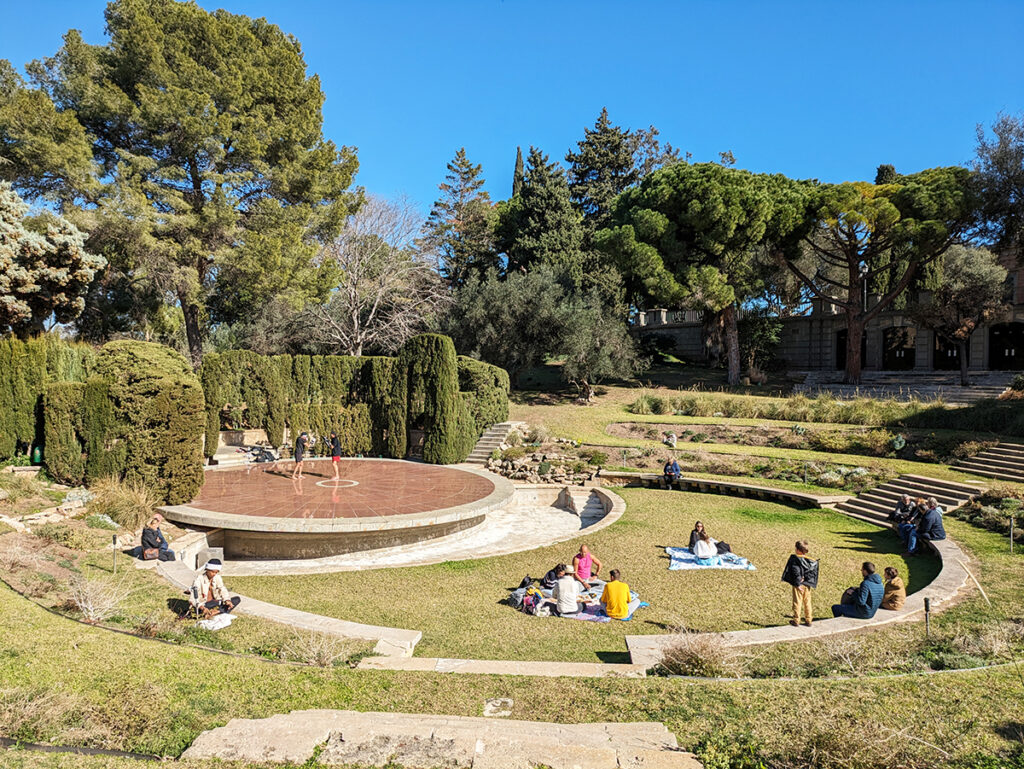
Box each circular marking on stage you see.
[315,479,360,489]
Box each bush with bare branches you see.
[657,630,743,678]
[67,574,131,623]
[282,631,362,668]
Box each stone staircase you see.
[836,474,983,526]
[794,371,1014,405]
[956,442,1024,483]
[563,488,608,526]
[465,421,528,465]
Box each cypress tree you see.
[512,147,524,197]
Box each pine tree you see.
[422,148,498,288]
[512,147,524,198]
[497,147,586,287]
[566,108,636,231]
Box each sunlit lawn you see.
[231,488,940,663]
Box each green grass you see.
[231,489,940,663]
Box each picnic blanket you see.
[666,546,756,572]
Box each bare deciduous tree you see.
[307,196,450,356]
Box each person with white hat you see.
[188,559,241,618]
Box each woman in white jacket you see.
[693,530,722,566]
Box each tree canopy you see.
[0,0,361,364]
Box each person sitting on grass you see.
[881,566,906,610]
[573,544,603,587]
[551,564,583,618]
[781,540,818,627]
[189,559,241,618]
[692,530,722,566]
[540,564,562,590]
[907,496,946,554]
[662,457,682,486]
[688,521,732,554]
[140,514,175,562]
[600,569,631,620]
[832,561,884,619]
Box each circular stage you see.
[160,458,515,560]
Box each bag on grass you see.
[508,587,527,609]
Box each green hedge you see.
[43,381,86,485]
[92,341,205,504]
[0,335,95,459]
[198,335,510,466]
[458,356,510,431]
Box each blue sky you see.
[2,1,1022,212]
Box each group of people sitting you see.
[782,540,908,626]
[889,494,947,554]
[535,544,634,620]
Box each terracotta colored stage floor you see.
[189,460,496,520]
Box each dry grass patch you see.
[86,477,159,531]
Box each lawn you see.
[230,488,940,663]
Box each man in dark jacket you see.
[662,457,681,486]
[832,562,884,619]
[908,497,946,553]
[781,540,819,627]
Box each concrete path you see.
[357,655,647,678]
[158,560,421,657]
[181,709,702,768]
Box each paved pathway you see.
[182,710,702,768]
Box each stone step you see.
[836,502,891,526]
[981,450,1024,465]
[963,454,1024,471]
[843,495,893,515]
[895,474,984,495]
[955,464,1024,483]
[874,484,965,508]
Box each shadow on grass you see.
[167,597,192,617]
[832,529,899,553]
[595,650,632,664]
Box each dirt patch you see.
[608,421,838,449]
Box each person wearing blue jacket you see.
[832,562,884,619]
[908,497,946,553]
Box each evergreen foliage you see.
[0,182,104,336]
[457,356,511,429]
[566,108,636,231]
[93,341,205,504]
[422,148,499,288]
[42,381,86,485]
[0,0,361,363]
[399,334,464,464]
[497,147,587,288]
[512,146,524,197]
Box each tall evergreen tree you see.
[512,146,524,198]
[566,108,636,231]
[422,148,498,288]
[496,147,586,286]
[874,164,899,184]
[0,0,360,365]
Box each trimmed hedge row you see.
[42,341,205,504]
[199,335,509,465]
[0,335,95,459]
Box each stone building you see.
[634,253,1024,374]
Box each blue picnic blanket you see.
[666,547,756,571]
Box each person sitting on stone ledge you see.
[662,457,681,486]
[832,561,884,619]
[908,497,946,554]
[140,514,175,561]
[889,494,915,524]
[189,559,241,618]
[573,544,603,587]
[881,566,906,610]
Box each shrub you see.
[458,356,510,430]
[87,476,159,531]
[34,522,90,550]
[1012,374,1024,392]
[501,447,527,461]
[0,472,45,504]
[537,461,552,475]
[67,574,131,623]
[282,631,363,667]
[648,396,668,415]
[43,382,86,485]
[399,334,468,464]
[585,450,608,467]
[84,514,119,531]
[657,630,742,677]
[526,424,549,444]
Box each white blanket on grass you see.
[666,547,756,571]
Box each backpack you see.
[508,587,527,609]
[521,585,545,615]
[518,575,533,589]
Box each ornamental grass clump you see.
[657,629,743,678]
[86,476,159,531]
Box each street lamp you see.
[859,261,869,311]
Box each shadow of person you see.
[167,597,192,617]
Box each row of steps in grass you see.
[956,442,1024,483]
[794,371,1014,405]
[464,421,528,465]
[564,488,608,525]
[836,474,984,526]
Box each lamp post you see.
[859,261,869,312]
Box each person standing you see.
[781,540,818,627]
[330,430,342,480]
[291,431,309,480]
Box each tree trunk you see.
[180,295,205,368]
[958,340,970,387]
[580,380,594,403]
[845,314,865,385]
[723,304,741,386]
